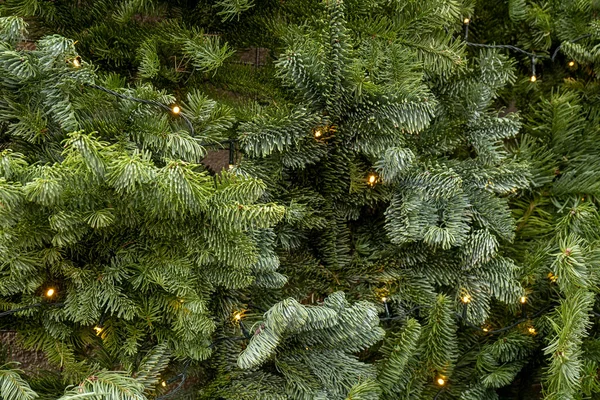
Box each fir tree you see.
[1,0,600,399]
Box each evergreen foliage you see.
[0,0,600,399]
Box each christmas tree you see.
[0,0,599,399]
[471,1,600,398]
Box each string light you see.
[178,298,184,303]
[367,173,378,186]
[528,326,537,335]
[45,288,55,298]
[461,294,472,304]
[520,296,527,304]
[381,297,387,303]
[171,105,181,114]
[314,129,322,138]
[568,60,575,67]
[233,311,243,321]
[530,56,537,82]
[94,326,103,335]
[436,376,446,386]
[228,164,234,170]
[482,327,489,333]
[161,381,167,387]
[463,18,470,24]
[72,57,81,68]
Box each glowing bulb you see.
[228,164,234,170]
[381,297,387,302]
[234,312,243,321]
[368,174,377,184]
[463,18,470,24]
[436,377,446,386]
[528,327,536,335]
[94,326,103,334]
[46,288,55,297]
[482,327,489,332]
[171,106,181,114]
[314,129,322,138]
[520,296,527,304]
[179,298,184,303]
[530,75,537,82]
[461,294,471,304]
[73,58,81,68]
[161,381,167,387]
[568,61,575,67]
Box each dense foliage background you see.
[1,0,600,399]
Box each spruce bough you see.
[0,0,600,398]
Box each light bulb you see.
[381,297,387,303]
[314,129,322,138]
[94,326,103,334]
[530,75,537,82]
[368,174,377,184]
[568,61,575,67]
[179,298,184,303]
[436,377,446,386]
[482,327,489,332]
[73,58,81,68]
[161,381,167,387]
[461,294,471,304]
[171,106,181,114]
[463,18,470,24]
[520,296,527,304]
[234,312,243,321]
[228,164,234,170]
[46,288,55,297]
[528,327,536,335]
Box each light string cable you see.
[379,300,556,335]
[463,18,596,77]
[0,302,65,318]
[83,83,238,152]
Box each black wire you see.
[380,301,560,336]
[454,304,553,335]
[156,360,191,400]
[0,302,65,317]
[83,83,196,136]
[84,83,239,150]
[466,41,543,59]
[551,34,593,61]
[465,27,595,64]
